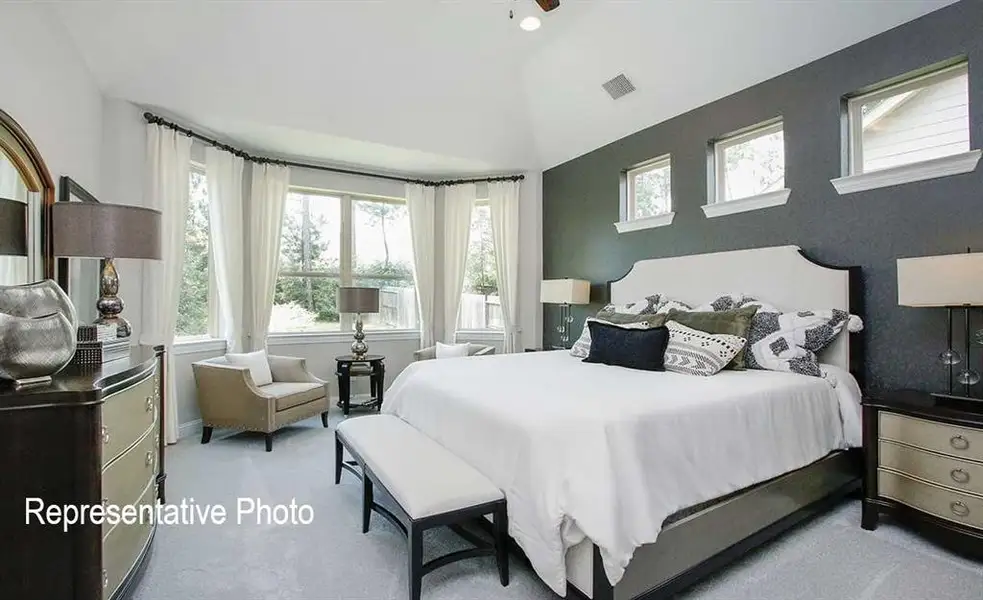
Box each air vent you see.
[602,73,635,100]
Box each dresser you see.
[0,346,166,600]
[862,390,983,558]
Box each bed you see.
[382,245,864,600]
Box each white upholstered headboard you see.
[608,245,861,375]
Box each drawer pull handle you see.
[950,501,970,517]
[102,569,108,588]
[102,497,108,507]
[101,426,110,445]
[145,451,154,467]
[951,469,971,484]
[950,435,970,451]
[146,396,154,412]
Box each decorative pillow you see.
[664,306,758,370]
[226,350,273,386]
[598,294,691,318]
[583,320,670,371]
[697,294,864,378]
[570,314,666,358]
[663,321,746,377]
[436,342,470,359]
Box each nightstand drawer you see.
[879,412,983,462]
[878,470,983,531]
[879,440,983,496]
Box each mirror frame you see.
[0,109,55,281]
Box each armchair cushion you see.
[260,382,326,412]
[414,343,496,361]
[225,350,273,386]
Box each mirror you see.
[0,109,54,287]
[57,177,101,324]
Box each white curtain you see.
[141,124,192,444]
[405,183,436,348]
[488,180,521,353]
[442,183,476,343]
[247,163,290,351]
[205,147,245,351]
[0,157,28,285]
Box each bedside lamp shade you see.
[540,279,590,305]
[338,287,380,314]
[0,198,27,256]
[51,202,161,259]
[897,253,983,307]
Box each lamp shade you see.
[540,279,591,305]
[338,287,380,314]
[51,202,161,259]
[897,253,983,307]
[0,197,27,256]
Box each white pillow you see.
[226,350,274,386]
[664,321,746,377]
[436,342,470,359]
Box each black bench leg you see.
[362,476,373,533]
[334,436,343,484]
[408,523,423,600]
[494,504,510,586]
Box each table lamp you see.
[897,251,983,400]
[0,197,27,256]
[338,287,380,360]
[541,278,591,349]
[51,202,162,338]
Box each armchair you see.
[192,354,329,452]
[413,344,496,361]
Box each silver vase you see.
[0,279,78,329]
[0,311,76,385]
[0,279,78,386]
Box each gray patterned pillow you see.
[664,321,746,376]
[599,294,691,318]
[696,294,863,378]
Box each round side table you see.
[335,355,385,416]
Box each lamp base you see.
[95,258,130,338]
[351,313,368,360]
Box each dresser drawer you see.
[879,412,983,462]
[878,469,983,531]
[103,478,156,600]
[101,374,157,466]
[879,440,983,497]
[101,425,158,536]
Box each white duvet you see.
[382,351,862,596]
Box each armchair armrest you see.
[413,347,437,362]
[192,361,274,430]
[268,355,325,385]
[472,345,495,356]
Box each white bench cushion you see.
[337,415,503,519]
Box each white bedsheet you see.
[382,351,861,596]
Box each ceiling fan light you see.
[519,15,541,31]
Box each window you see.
[458,203,502,331]
[847,61,969,175]
[175,168,215,340]
[627,155,672,219]
[270,190,417,334]
[712,120,785,204]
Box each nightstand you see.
[862,390,983,558]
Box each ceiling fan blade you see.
[535,0,560,12]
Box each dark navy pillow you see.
[583,320,669,371]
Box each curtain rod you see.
[143,112,524,187]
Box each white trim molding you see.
[172,337,227,356]
[614,212,675,233]
[178,418,203,440]
[267,329,420,347]
[701,188,791,219]
[830,150,981,195]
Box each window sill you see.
[830,150,981,195]
[267,330,420,346]
[172,338,227,356]
[614,212,675,234]
[701,188,791,218]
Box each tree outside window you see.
[458,204,501,330]
[175,170,212,339]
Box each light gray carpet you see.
[131,416,983,600]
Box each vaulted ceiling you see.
[48,0,958,175]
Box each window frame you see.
[174,163,220,345]
[269,187,418,336]
[846,61,969,176]
[626,154,672,219]
[703,118,791,219]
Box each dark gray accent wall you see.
[543,1,983,394]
